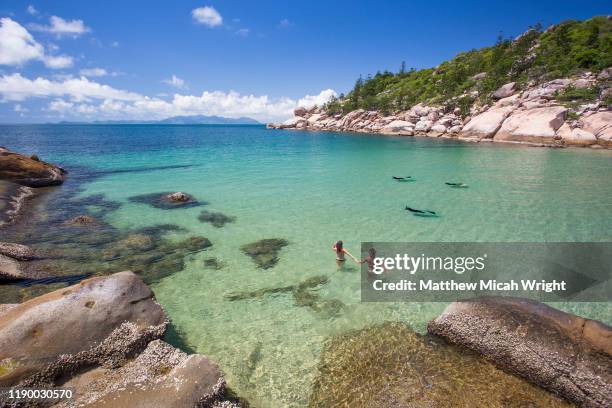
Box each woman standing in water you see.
[332,240,359,266]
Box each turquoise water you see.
[2,125,611,407]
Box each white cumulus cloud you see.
[80,67,108,77]
[0,73,142,102]
[0,17,45,65]
[297,89,337,108]
[0,73,335,122]
[43,54,73,69]
[31,15,90,37]
[0,18,74,69]
[163,74,186,89]
[26,5,38,16]
[192,6,222,27]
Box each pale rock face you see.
[437,117,453,127]
[598,67,612,81]
[522,79,570,100]
[581,111,612,147]
[414,120,433,132]
[429,124,447,136]
[472,72,487,80]
[411,103,430,117]
[494,106,567,144]
[279,117,305,128]
[381,120,414,133]
[572,78,595,89]
[460,106,515,139]
[495,93,521,107]
[427,111,439,121]
[492,82,516,99]
[557,123,597,146]
[448,125,462,134]
[307,113,322,125]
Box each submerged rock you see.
[0,254,25,281]
[0,271,167,387]
[428,297,611,407]
[0,146,66,187]
[240,238,288,269]
[0,180,34,227]
[225,275,342,317]
[0,242,36,261]
[64,214,98,226]
[129,191,203,210]
[180,236,213,252]
[309,322,572,407]
[198,210,236,228]
[203,257,225,270]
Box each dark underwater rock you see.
[240,238,289,269]
[0,180,34,227]
[428,297,612,408]
[63,214,98,226]
[309,322,572,408]
[129,191,203,210]
[203,257,224,270]
[225,274,342,317]
[198,210,236,228]
[179,236,213,252]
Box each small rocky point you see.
[268,70,611,149]
[0,147,66,187]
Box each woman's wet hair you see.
[368,247,376,257]
[335,240,343,251]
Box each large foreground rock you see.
[0,147,66,187]
[0,271,167,386]
[310,321,571,407]
[56,340,225,408]
[494,106,567,144]
[428,297,612,408]
[459,106,514,139]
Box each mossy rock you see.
[309,322,573,407]
[240,238,289,269]
[198,210,236,228]
[128,192,203,210]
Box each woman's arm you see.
[343,249,359,263]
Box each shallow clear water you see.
[2,124,611,407]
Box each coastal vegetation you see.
[325,16,611,114]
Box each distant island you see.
[56,115,261,125]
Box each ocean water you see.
[1,124,611,407]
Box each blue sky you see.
[0,1,609,123]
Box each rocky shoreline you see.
[268,70,612,149]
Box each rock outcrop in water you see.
[268,70,611,149]
[0,271,236,407]
[129,191,203,209]
[427,297,612,408]
[0,148,66,227]
[0,147,66,188]
[309,322,572,407]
